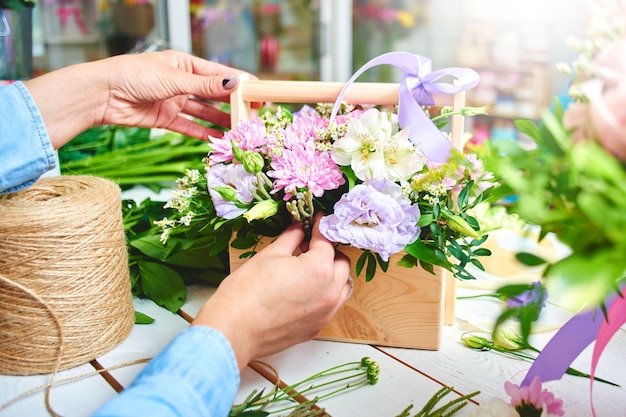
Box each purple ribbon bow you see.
[330,52,480,162]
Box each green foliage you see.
[123,198,229,314]
[483,99,626,308]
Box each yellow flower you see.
[396,11,415,28]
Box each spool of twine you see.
[0,176,134,376]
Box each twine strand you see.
[0,358,152,414]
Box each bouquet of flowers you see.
[158,54,499,283]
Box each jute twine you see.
[0,176,134,376]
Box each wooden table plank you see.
[0,363,117,417]
[253,340,478,416]
[381,309,626,417]
[96,297,191,388]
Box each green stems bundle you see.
[59,125,210,190]
[231,357,380,416]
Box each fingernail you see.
[222,76,238,89]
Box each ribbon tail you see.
[589,289,626,417]
[521,292,618,388]
[398,82,452,162]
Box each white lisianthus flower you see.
[332,108,422,182]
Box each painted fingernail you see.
[222,76,238,89]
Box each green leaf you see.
[515,252,546,267]
[539,110,568,156]
[134,311,155,325]
[376,253,389,273]
[514,118,541,142]
[365,252,377,282]
[404,239,448,268]
[417,213,434,228]
[138,260,187,313]
[472,248,491,257]
[355,250,368,277]
[457,181,472,208]
[130,234,178,261]
[495,283,537,298]
[397,254,418,268]
[419,260,436,275]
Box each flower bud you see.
[461,334,491,350]
[492,329,525,351]
[242,150,265,174]
[231,140,245,162]
[360,357,373,367]
[243,199,279,222]
[213,186,238,202]
[446,214,481,239]
[461,106,489,117]
[366,362,380,385]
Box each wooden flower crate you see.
[228,78,468,349]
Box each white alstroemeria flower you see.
[332,108,423,182]
[331,108,391,181]
[381,127,426,182]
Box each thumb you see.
[186,73,243,102]
[168,71,244,103]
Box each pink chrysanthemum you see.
[208,118,269,165]
[284,111,327,147]
[505,377,564,417]
[268,141,344,200]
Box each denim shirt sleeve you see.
[92,326,240,417]
[0,82,56,194]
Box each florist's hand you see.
[192,215,352,371]
[25,50,257,149]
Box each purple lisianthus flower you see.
[207,164,256,219]
[319,178,421,261]
[507,281,548,309]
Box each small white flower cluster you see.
[421,183,448,205]
[158,169,204,243]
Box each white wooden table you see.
[1,279,625,417]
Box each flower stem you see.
[232,359,376,416]
[488,343,620,387]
